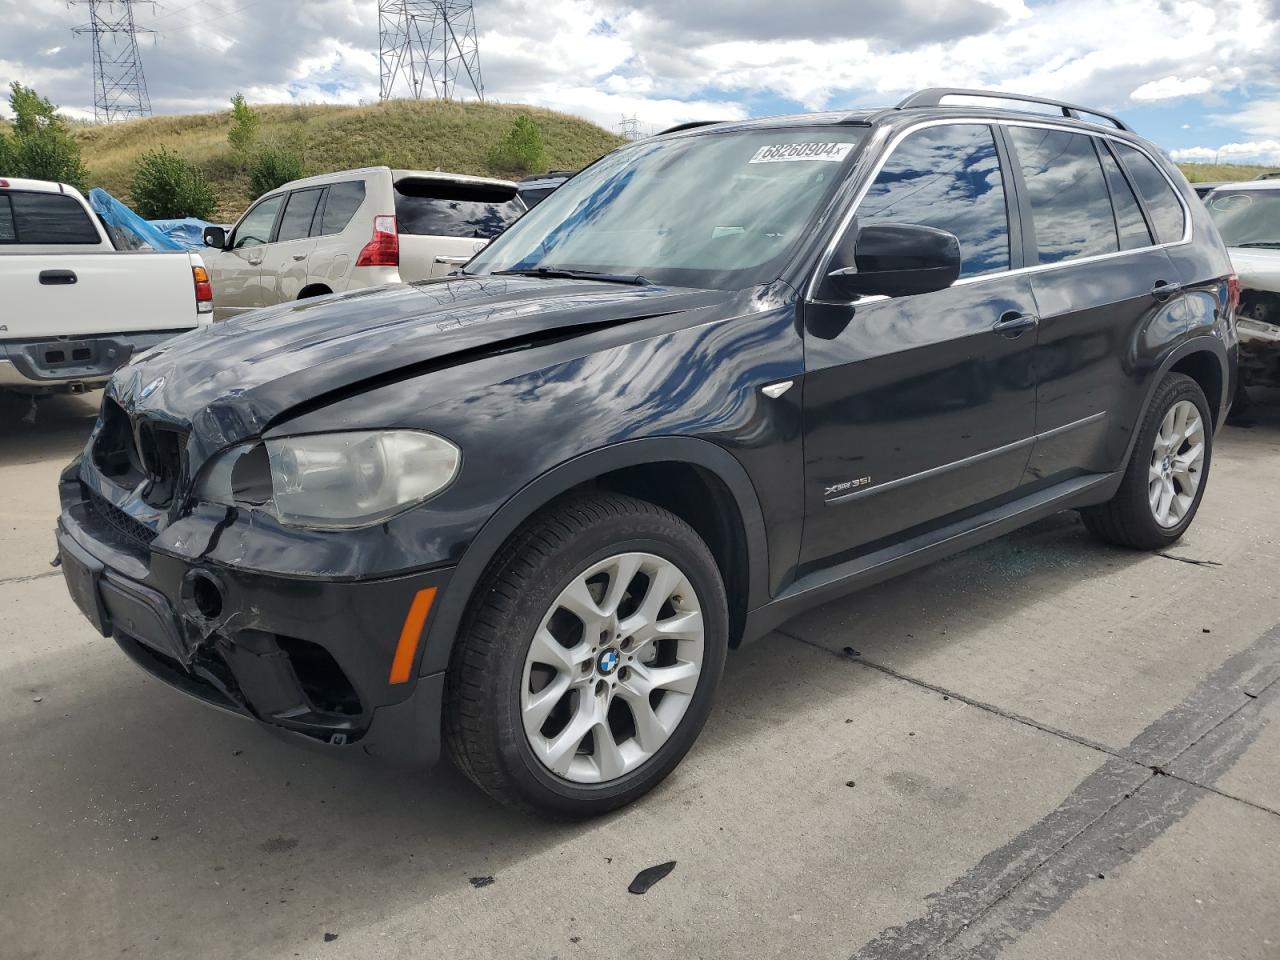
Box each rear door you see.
[394,178,526,279]
[1,189,197,340]
[1003,126,1186,481]
[800,122,1040,568]
[260,187,324,305]
[208,192,285,318]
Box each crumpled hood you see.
[109,275,727,455]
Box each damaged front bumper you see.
[56,467,453,766]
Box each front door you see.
[800,122,1039,569]
[209,193,284,319]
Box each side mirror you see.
[203,226,227,249]
[822,223,961,300]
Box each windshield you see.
[467,128,867,289]
[1206,189,1280,248]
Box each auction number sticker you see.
[748,142,855,164]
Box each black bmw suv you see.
[57,89,1238,817]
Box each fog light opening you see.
[190,572,224,621]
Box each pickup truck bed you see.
[1,178,212,395]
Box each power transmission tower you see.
[379,1,484,102]
[617,115,643,140]
[70,1,155,122]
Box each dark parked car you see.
[516,169,577,208]
[57,88,1238,817]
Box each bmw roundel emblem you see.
[139,376,165,401]
[597,649,620,675]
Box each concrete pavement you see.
[2,392,1277,960]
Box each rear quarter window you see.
[5,192,100,244]
[318,180,366,236]
[1113,143,1187,244]
[395,180,525,240]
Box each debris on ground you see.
[323,932,339,943]
[628,861,676,894]
[469,875,495,888]
[1158,554,1223,568]
[842,646,861,658]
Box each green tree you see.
[248,144,304,196]
[487,113,548,174]
[0,83,89,190]
[227,92,259,159]
[130,147,217,220]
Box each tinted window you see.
[8,192,100,244]
[233,194,284,249]
[395,180,525,239]
[858,124,1009,277]
[1008,127,1117,264]
[277,188,323,243]
[319,180,366,235]
[1114,143,1186,244]
[1097,142,1153,250]
[0,196,14,243]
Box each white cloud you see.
[1171,139,1280,164]
[1210,97,1280,137]
[0,0,1277,150]
[1131,75,1214,101]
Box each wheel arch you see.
[298,283,333,300]
[1121,336,1231,471]
[420,438,770,676]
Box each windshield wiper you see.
[1236,241,1280,249]
[492,266,651,286]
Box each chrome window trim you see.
[806,115,1194,304]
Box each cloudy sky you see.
[1,0,1278,163]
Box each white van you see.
[201,167,525,321]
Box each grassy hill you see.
[1176,161,1277,183]
[21,100,1275,222]
[70,99,626,221]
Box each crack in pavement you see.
[773,621,1280,959]
[0,570,61,586]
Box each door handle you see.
[1151,279,1182,301]
[292,253,307,261]
[248,256,264,266]
[993,312,1037,338]
[39,269,78,285]
[434,255,471,265]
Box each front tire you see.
[444,492,729,818]
[1081,373,1212,549]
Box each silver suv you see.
[201,166,525,321]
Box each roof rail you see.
[656,120,725,136]
[895,88,1131,132]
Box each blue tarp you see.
[148,217,214,251]
[87,188,213,252]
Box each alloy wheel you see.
[1148,399,1205,528]
[520,552,705,784]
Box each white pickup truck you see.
[0,177,213,397]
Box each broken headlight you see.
[195,430,461,529]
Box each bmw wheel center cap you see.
[597,648,620,676]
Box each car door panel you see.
[208,193,284,317]
[801,277,1039,566]
[1026,249,1186,480]
[799,122,1037,571]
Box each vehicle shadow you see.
[0,391,99,467]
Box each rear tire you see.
[444,492,728,818]
[1080,373,1212,550]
